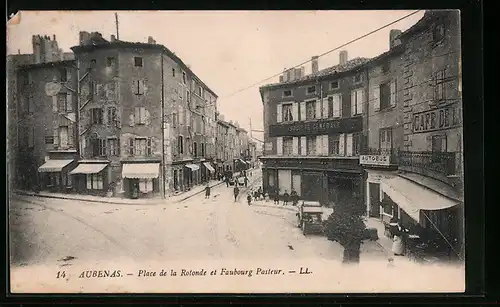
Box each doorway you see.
[128,178,139,199]
[369,182,381,217]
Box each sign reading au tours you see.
[413,105,460,133]
[269,117,363,137]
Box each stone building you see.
[259,52,370,207]
[69,31,217,198]
[216,116,231,175]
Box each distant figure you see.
[225,176,230,187]
[244,176,248,188]
[233,186,240,202]
[247,193,252,206]
[290,189,299,206]
[283,190,290,206]
[204,184,211,199]
[273,192,280,205]
[265,193,270,202]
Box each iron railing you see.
[399,151,457,177]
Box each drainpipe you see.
[161,52,166,199]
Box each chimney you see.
[110,34,116,42]
[18,49,20,54]
[148,36,155,44]
[279,75,284,83]
[339,50,348,65]
[282,69,289,82]
[389,29,402,49]
[311,56,319,74]
[53,34,56,41]
[287,69,294,81]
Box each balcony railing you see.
[399,151,457,177]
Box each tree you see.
[323,196,366,264]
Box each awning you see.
[203,162,215,173]
[185,164,200,171]
[38,159,74,173]
[70,163,108,175]
[244,160,252,165]
[122,163,160,179]
[380,176,459,223]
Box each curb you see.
[13,191,162,206]
[174,181,225,203]
[250,203,298,212]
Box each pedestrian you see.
[273,192,280,205]
[225,176,229,187]
[290,189,299,206]
[247,193,252,206]
[283,190,290,206]
[244,176,248,188]
[233,185,240,202]
[204,184,211,199]
[265,192,270,202]
[391,219,406,256]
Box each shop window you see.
[139,179,153,192]
[86,173,104,190]
[431,135,447,152]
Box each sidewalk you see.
[14,179,225,206]
[365,217,394,257]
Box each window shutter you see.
[357,89,364,114]
[300,136,307,155]
[315,100,321,119]
[390,80,397,107]
[52,96,58,112]
[346,133,353,156]
[373,86,381,111]
[277,104,282,123]
[323,135,329,155]
[135,107,140,124]
[351,91,356,116]
[333,95,340,118]
[129,138,135,156]
[138,80,145,94]
[339,133,345,156]
[68,124,74,146]
[276,137,283,156]
[67,92,73,112]
[147,138,152,156]
[339,94,343,116]
[322,98,329,119]
[299,101,306,121]
[292,102,298,122]
[292,137,299,155]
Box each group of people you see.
[271,189,299,206]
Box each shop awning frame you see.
[203,162,215,173]
[70,163,108,175]
[185,164,200,171]
[380,176,459,223]
[122,163,160,179]
[38,159,74,173]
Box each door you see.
[369,182,381,217]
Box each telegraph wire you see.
[219,10,423,100]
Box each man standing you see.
[205,184,211,199]
[244,176,248,188]
[233,185,240,202]
[283,190,290,206]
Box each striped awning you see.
[38,159,74,173]
[185,164,200,171]
[203,162,215,173]
[122,163,160,179]
[70,163,108,175]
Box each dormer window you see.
[307,86,316,94]
[283,90,292,97]
[353,74,362,84]
[330,81,339,90]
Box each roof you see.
[399,10,454,39]
[71,39,217,98]
[217,119,230,127]
[260,57,371,91]
[18,59,76,70]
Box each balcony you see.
[398,151,458,183]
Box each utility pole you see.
[115,13,120,40]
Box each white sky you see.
[7,10,424,141]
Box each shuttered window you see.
[133,80,145,95]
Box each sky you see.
[7,10,425,144]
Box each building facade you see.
[260,52,370,208]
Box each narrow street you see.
[9,172,387,270]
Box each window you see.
[178,136,184,154]
[306,136,316,155]
[306,100,316,120]
[434,70,446,102]
[90,59,96,65]
[60,67,67,82]
[328,94,341,118]
[431,135,447,152]
[182,71,187,84]
[283,90,292,97]
[198,86,203,97]
[201,143,205,157]
[133,80,145,95]
[134,107,147,125]
[108,138,120,156]
[45,136,54,144]
[135,138,152,156]
[139,179,153,192]
[432,24,445,42]
[282,103,293,122]
[91,138,106,157]
[307,86,316,94]
[330,81,339,90]
[380,82,391,110]
[106,57,116,67]
[383,201,394,216]
[58,94,68,113]
[172,68,176,77]
[353,73,362,84]
[352,132,361,156]
[186,90,190,103]
[329,134,340,155]
[90,108,103,124]
[107,107,118,126]
[283,137,293,156]
[351,89,363,115]
[86,173,103,190]
[194,142,198,157]
[379,128,392,150]
[134,57,143,67]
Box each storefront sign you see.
[269,117,363,137]
[413,105,461,133]
[359,155,390,166]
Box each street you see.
[9,174,387,269]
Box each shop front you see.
[184,163,200,189]
[121,162,160,199]
[380,175,462,261]
[69,160,110,197]
[364,169,398,218]
[327,171,363,210]
[38,159,77,193]
[202,161,216,181]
